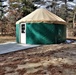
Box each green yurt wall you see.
[26,23,66,44]
[16,24,20,43]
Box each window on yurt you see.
[22,24,25,33]
[68,0,73,1]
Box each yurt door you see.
[20,23,26,43]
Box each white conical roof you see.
[16,8,66,25]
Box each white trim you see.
[20,23,26,44]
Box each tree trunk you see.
[64,0,68,21]
[73,12,75,28]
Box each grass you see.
[0,36,16,43]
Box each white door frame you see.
[20,23,26,44]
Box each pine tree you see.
[21,0,36,16]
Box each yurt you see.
[16,8,66,44]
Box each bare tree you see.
[73,7,76,28]
[51,0,57,14]
[64,0,68,21]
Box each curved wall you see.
[26,23,66,44]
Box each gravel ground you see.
[0,44,76,75]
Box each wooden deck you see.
[66,37,76,40]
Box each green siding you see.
[55,24,66,43]
[16,24,20,43]
[26,23,66,44]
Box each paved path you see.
[0,42,39,54]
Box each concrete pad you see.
[0,42,39,54]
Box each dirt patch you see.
[0,44,76,75]
[0,36,15,43]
